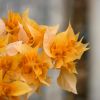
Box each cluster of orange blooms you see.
[0,9,88,100]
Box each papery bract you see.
[43,23,88,93]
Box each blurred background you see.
[0,0,100,100]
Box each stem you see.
[9,96,20,100]
[24,94,28,100]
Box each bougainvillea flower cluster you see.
[0,9,88,100]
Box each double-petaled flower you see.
[0,58,31,100]
[4,11,21,42]
[43,23,88,93]
[21,9,46,47]
[18,46,51,92]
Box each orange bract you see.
[0,70,31,99]
[4,11,21,33]
[21,9,46,47]
[43,23,88,93]
[19,48,51,91]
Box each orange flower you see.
[4,11,21,34]
[0,70,31,99]
[19,46,51,91]
[44,23,88,67]
[21,9,46,47]
[4,11,21,42]
[0,55,22,82]
[0,55,31,99]
[43,23,88,93]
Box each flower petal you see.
[0,19,6,36]
[18,23,29,43]
[22,9,40,32]
[22,9,43,47]
[6,41,23,56]
[26,24,41,46]
[43,25,59,57]
[57,68,77,94]
[0,34,9,47]
[10,81,32,96]
[66,23,76,41]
